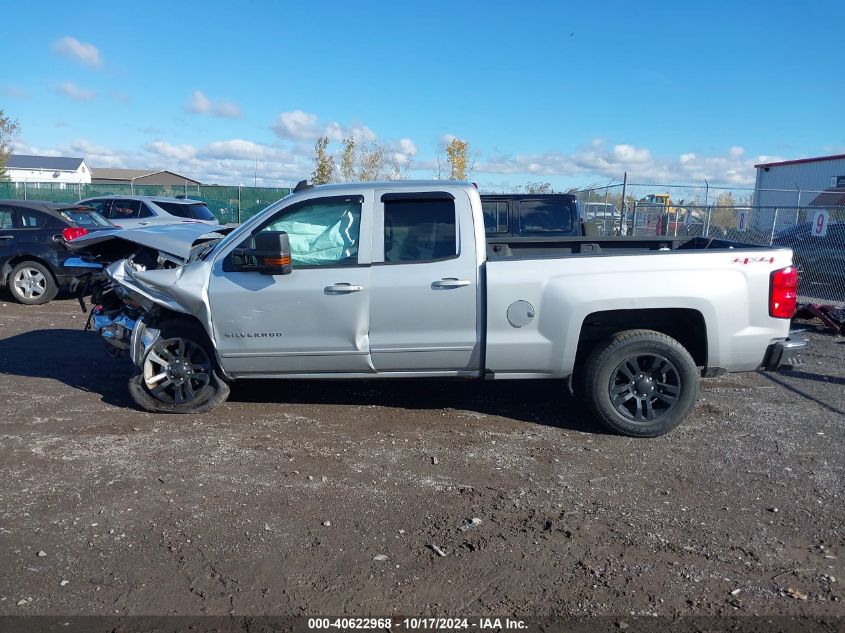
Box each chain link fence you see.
[571,182,844,305]
[0,181,293,224]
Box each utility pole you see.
[618,171,627,234]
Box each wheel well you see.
[2,256,57,286]
[152,309,213,346]
[575,308,708,368]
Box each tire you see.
[582,329,699,437]
[127,320,230,414]
[8,261,58,305]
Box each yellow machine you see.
[640,194,684,234]
[644,193,672,208]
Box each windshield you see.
[61,209,112,227]
[155,201,216,221]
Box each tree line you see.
[311,135,472,184]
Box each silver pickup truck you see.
[66,180,805,437]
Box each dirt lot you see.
[0,297,843,622]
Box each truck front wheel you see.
[582,329,699,437]
[128,320,230,414]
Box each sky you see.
[2,0,844,191]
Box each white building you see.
[754,154,845,209]
[5,154,92,187]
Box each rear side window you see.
[481,200,508,233]
[110,200,142,220]
[383,198,457,263]
[518,199,574,233]
[0,207,13,229]
[19,210,48,228]
[61,210,111,228]
[156,201,215,221]
[83,199,111,216]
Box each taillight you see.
[770,266,798,318]
[62,226,89,241]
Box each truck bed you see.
[486,235,776,260]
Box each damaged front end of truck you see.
[64,223,235,374]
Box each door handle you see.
[431,277,471,289]
[0,235,13,240]
[324,283,364,294]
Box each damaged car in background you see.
[64,180,805,437]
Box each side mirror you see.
[225,230,292,275]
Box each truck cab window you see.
[383,198,457,263]
[259,199,362,266]
[519,199,573,233]
[481,200,508,233]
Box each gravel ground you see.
[0,297,842,621]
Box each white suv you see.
[78,196,219,229]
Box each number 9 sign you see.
[811,209,829,238]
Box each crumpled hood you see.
[106,257,213,317]
[64,223,235,261]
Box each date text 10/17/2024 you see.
[307,618,528,630]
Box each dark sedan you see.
[0,200,113,305]
[773,221,845,302]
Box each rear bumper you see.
[56,267,106,286]
[761,333,808,371]
[58,257,106,289]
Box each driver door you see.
[208,193,374,377]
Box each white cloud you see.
[213,101,243,119]
[271,110,321,142]
[55,82,96,101]
[14,129,770,190]
[476,140,763,185]
[13,136,311,185]
[62,139,128,167]
[203,139,265,160]
[11,140,62,157]
[52,36,102,68]
[135,138,310,184]
[612,144,650,163]
[397,138,417,156]
[185,90,243,119]
[271,110,377,144]
[440,133,458,147]
[340,125,377,144]
[143,140,197,161]
[187,90,211,113]
[203,139,291,161]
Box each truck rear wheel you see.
[128,320,230,414]
[582,329,699,437]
